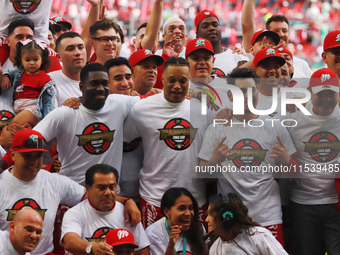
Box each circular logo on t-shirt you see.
[212,68,226,78]
[304,131,340,162]
[229,139,268,168]
[77,122,115,155]
[0,110,14,131]
[11,0,41,14]
[86,227,112,242]
[158,118,198,150]
[6,198,47,221]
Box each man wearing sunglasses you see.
[322,30,340,78]
[89,18,123,65]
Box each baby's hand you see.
[1,75,11,90]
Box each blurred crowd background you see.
[50,0,340,71]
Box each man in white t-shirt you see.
[49,32,86,106]
[124,57,207,228]
[0,129,86,255]
[195,10,249,78]
[34,63,139,187]
[61,164,150,255]
[198,67,298,246]
[0,208,43,255]
[287,68,340,255]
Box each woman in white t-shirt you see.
[145,187,207,255]
[206,193,288,255]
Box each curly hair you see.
[14,40,51,71]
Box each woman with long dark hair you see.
[206,193,288,255]
[145,187,207,255]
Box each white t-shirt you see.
[212,49,248,78]
[0,230,29,255]
[61,199,149,251]
[287,101,340,204]
[0,169,85,255]
[0,0,51,43]
[155,47,186,58]
[145,217,205,255]
[48,70,82,107]
[34,94,139,187]
[292,56,312,79]
[198,115,297,226]
[123,94,207,207]
[209,227,288,255]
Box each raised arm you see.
[141,0,163,51]
[242,0,256,53]
[81,0,101,61]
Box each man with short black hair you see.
[61,164,150,255]
[49,31,86,106]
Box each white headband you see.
[163,17,186,34]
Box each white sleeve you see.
[0,146,6,159]
[54,174,85,206]
[34,107,71,142]
[123,107,141,142]
[60,206,84,246]
[252,229,288,255]
[145,228,166,255]
[130,223,150,251]
[198,124,221,161]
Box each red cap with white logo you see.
[309,68,340,94]
[129,49,164,68]
[253,48,286,68]
[185,38,215,58]
[195,10,219,29]
[104,229,139,248]
[323,30,340,51]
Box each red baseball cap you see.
[185,38,214,58]
[11,129,47,153]
[49,19,62,33]
[309,68,340,94]
[250,29,280,46]
[253,48,286,68]
[195,10,219,29]
[323,30,340,51]
[104,229,139,248]
[277,47,293,60]
[53,17,72,30]
[129,49,164,68]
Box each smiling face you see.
[91,28,119,64]
[80,71,109,110]
[255,58,282,88]
[187,49,214,79]
[86,172,117,211]
[10,209,43,254]
[268,21,290,47]
[163,64,190,103]
[163,195,194,231]
[196,16,221,45]
[162,21,187,52]
[11,151,43,182]
[322,47,340,76]
[310,88,339,116]
[108,64,133,95]
[21,50,42,75]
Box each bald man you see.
[0,208,43,255]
